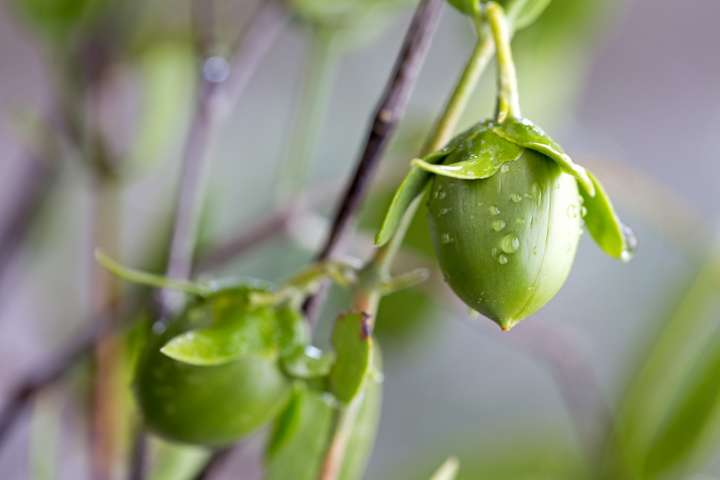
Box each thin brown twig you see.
[303,0,444,324]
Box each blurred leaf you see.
[275,304,311,356]
[281,345,335,379]
[13,0,104,41]
[148,438,209,480]
[160,305,278,366]
[644,329,720,476]
[265,384,335,480]
[505,0,552,30]
[338,349,383,480]
[610,252,720,477]
[330,312,373,403]
[391,430,587,479]
[430,457,460,480]
[374,287,436,347]
[129,42,195,169]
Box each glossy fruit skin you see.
[134,306,291,446]
[427,149,582,330]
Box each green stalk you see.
[275,27,340,204]
[319,17,500,480]
[486,2,522,121]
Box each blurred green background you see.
[1,0,720,478]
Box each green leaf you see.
[412,130,523,180]
[275,305,310,356]
[375,126,478,246]
[160,306,277,366]
[337,349,383,480]
[430,457,460,480]
[281,345,335,379]
[644,330,720,476]
[264,384,335,480]
[329,312,373,403]
[265,385,307,458]
[375,163,435,247]
[491,117,595,196]
[580,170,636,261]
[505,0,552,30]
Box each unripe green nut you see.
[427,148,582,330]
[377,117,632,330]
[134,305,291,446]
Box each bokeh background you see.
[1,0,720,478]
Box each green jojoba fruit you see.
[377,118,634,330]
[134,292,295,446]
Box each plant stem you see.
[303,0,444,323]
[275,28,339,204]
[486,2,521,121]
[319,8,508,479]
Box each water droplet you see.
[620,224,638,262]
[489,206,501,216]
[581,206,588,217]
[497,254,509,265]
[567,204,579,219]
[531,183,540,198]
[491,220,506,232]
[500,164,510,173]
[441,233,453,244]
[440,207,451,216]
[203,56,230,83]
[437,190,446,200]
[510,193,522,203]
[152,322,167,334]
[500,234,520,254]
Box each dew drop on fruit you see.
[497,254,509,265]
[491,220,506,232]
[500,234,520,254]
[489,206,501,216]
[441,233,453,244]
[500,164,510,173]
[510,193,522,203]
[567,204,579,219]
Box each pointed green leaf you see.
[413,129,523,180]
[580,170,636,261]
[275,305,310,356]
[264,384,335,480]
[330,312,373,403]
[491,117,595,196]
[160,306,277,366]
[281,345,335,379]
[337,350,383,480]
[505,0,552,30]
[375,163,436,247]
[375,125,481,247]
[430,457,460,480]
[644,331,720,477]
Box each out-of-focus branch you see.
[302,0,444,323]
[0,154,58,291]
[0,0,288,463]
[159,0,289,316]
